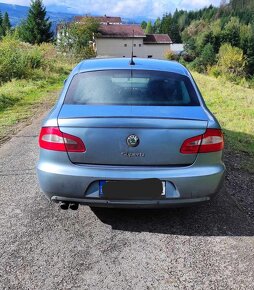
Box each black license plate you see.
[99,178,165,200]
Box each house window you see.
[139,44,142,47]
[124,44,127,47]
[148,55,153,58]
[133,44,136,47]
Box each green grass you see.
[193,72,254,172]
[0,64,73,142]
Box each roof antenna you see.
[130,29,135,65]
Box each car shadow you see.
[91,189,254,236]
[91,133,254,237]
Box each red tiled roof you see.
[97,24,145,38]
[144,34,173,44]
[74,15,122,24]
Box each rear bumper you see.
[37,150,225,208]
[51,196,212,208]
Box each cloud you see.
[1,0,28,4]
[177,0,223,10]
[0,0,223,17]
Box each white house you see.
[95,24,173,60]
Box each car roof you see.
[75,58,190,77]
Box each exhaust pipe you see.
[59,201,69,210]
[70,203,79,211]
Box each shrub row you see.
[0,36,58,85]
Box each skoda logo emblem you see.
[127,135,140,147]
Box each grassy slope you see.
[193,72,254,172]
[0,65,73,143]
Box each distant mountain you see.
[0,2,152,33]
[0,3,29,26]
[0,2,77,33]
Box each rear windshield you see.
[64,70,200,106]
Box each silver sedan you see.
[37,58,225,210]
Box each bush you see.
[187,44,216,74]
[37,43,57,66]
[0,35,60,84]
[207,65,221,78]
[165,49,179,61]
[188,57,206,73]
[0,37,25,82]
[217,43,246,77]
[181,52,195,62]
[0,93,20,111]
[76,46,96,60]
[58,18,99,60]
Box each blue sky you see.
[0,0,223,18]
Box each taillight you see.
[180,134,202,154]
[180,129,224,154]
[39,127,86,152]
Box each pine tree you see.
[153,18,161,33]
[200,43,216,67]
[246,24,254,75]
[0,10,2,26]
[145,21,153,34]
[0,11,3,38]
[169,22,181,43]
[159,14,172,34]
[141,21,147,30]
[2,12,11,35]
[20,0,53,44]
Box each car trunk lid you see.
[58,105,208,166]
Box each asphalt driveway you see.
[0,114,253,290]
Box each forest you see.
[142,0,254,82]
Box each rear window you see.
[64,70,200,106]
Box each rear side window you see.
[64,70,200,106]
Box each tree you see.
[141,21,147,30]
[59,17,99,59]
[0,11,3,38]
[19,0,53,44]
[169,11,181,42]
[231,0,254,11]
[159,14,172,34]
[145,21,153,34]
[182,38,197,61]
[178,13,189,31]
[239,23,251,53]
[153,18,161,33]
[169,22,181,42]
[2,12,11,36]
[200,43,216,67]
[221,17,241,47]
[0,10,2,27]
[246,24,254,75]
